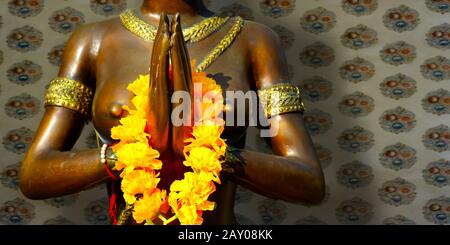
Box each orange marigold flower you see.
[115,142,162,170]
[184,146,221,182]
[184,125,226,156]
[133,189,166,224]
[110,60,226,225]
[169,172,216,209]
[130,95,148,117]
[176,204,199,225]
[111,115,148,143]
[127,74,149,97]
[121,170,159,204]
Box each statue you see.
[20,0,324,225]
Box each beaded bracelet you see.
[100,144,120,180]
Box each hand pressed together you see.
[146,13,194,157]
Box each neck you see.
[140,0,213,24]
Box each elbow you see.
[283,162,326,205]
[19,180,38,200]
[20,179,51,200]
[303,165,326,205]
[19,173,43,200]
[298,157,326,205]
[19,161,47,200]
[285,175,325,205]
[20,186,38,200]
[304,175,326,205]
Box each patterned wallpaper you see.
[0,0,449,225]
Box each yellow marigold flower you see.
[192,81,224,122]
[176,204,199,225]
[185,125,226,155]
[194,172,218,198]
[193,101,224,125]
[197,200,215,211]
[168,173,192,201]
[184,146,221,180]
[112,61,226,225]
[127,74,149,97]
[202,84,222,98]
[192,125,222,143]
[111,115,148,143]
[115,142,162,170]
[201,104,224,121]
[121,170,159,204]
[169,172,216,207]
[131,95,148,117]
[191,61,222,95]
[120,165,140,178]
[114,161,127,172]
[133,189,166,224]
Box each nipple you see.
[109,103,124,118]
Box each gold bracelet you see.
[44,78,93,119]
[222,146,241,174]
[258,83,305,118]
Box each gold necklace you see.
[120,9,230,43]
[196,16,243,72]
[120,10,244,72]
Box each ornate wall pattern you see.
[0,0,449,225]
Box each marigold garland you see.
[110,61,226,225]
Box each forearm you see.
[20,148,110,199]
[19,107,111,199]
[223,147,324,204]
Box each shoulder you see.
[65,17,123,54]
[240,20,281,49]
[57,17,123,82]
[71,16,123,37]
[237,20,289,89]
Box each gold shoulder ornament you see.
[44,78,93,119]
[258,83,305,118]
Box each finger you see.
[170,14,193,93]
[147,12,171,152]
[170,14,194,155]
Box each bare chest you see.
[91,34,253,144]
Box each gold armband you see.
[258,83,305,118]
[44,78,93,119]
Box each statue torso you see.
[88,17,254,224]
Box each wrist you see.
[222,146,240,174]
[100,144,121,180]
[105,146,118,169]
